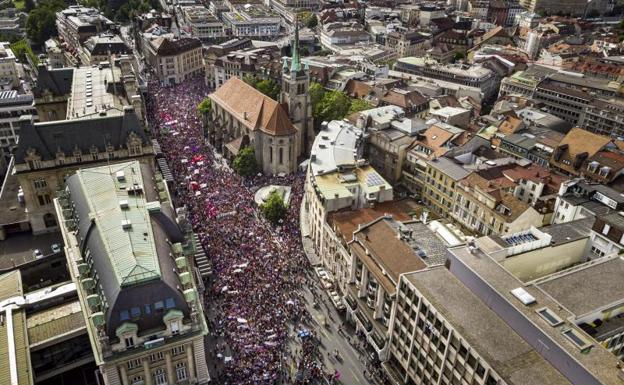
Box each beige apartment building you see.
[144,37,203,85]
[421,157,470,219]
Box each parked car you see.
[328,290,345,310]
[51,244,61,254]
[33,249,43,259]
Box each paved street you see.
[299,278,370,385]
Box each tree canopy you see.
[314,89,352,122]
[10,40,39,65]
[300,11,318,29]
[348,99,373,115]
[309,82,370,124]
[26,0,67,47]
[233,146,259,177]
[243,75,281,101]
[197,97,212,117]
[261,190,288,225]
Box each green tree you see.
[302,12,318,29]
[315,49,332,56]
[233,146,259,177]
[197,97,212,118]
[26,0,67,47]
[348,98,372,115]
[261,190,288,225]
[243,75,280,101]
[255,78,280,100]
[10,40,39,65]
[309,82,325,109]
[314,89,352,122]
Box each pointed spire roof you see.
[290,17,301,73]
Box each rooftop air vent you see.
[121,219,132,229]
[119,200,129,209]
[116,170,125,181]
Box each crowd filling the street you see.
[147,77,333,385]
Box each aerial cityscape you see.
[0,0,624,384]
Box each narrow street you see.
[299,278,370,385]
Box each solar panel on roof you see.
[366,172,385,187]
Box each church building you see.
[206,21,314,175]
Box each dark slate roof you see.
[85,36,132,56]
[14,108,147,165]
[33,65,74,98]
[153,37,201,56]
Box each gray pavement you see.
[299,279,371,385]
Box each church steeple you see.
[290,16,301,73]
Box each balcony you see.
[370,331,386,351]
[355,310,373,332]
[345,294,357,310]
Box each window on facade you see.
[33,179,47,189]
[43,213,57,227]
[172,345,185,356]
[124,336,134,348]
[603,224,611,235]
[279,148,283,164]
[131,376,143,385]
[144,304,151,314]
[154,368,166,385]
[127,359,141,370]
[154,301,164,311]
[171,319,180,334]
[269,147,273,163]
[176,362,187,381]
[150,352,164,362]
[131,307,141,318]
[120,310,130,321]
[165,298,175,309]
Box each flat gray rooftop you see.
[535,256,624,317]
[405,267,571,385]
[450,245,624,385]
[539,217,593,246]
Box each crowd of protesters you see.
[146,77,328,384]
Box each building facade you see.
[56,160,210,385]
[144,37,203,85]
[0,90,36,151]
[13,108,153,234]
[207,77,298,174]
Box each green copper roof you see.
[77,162,161,287]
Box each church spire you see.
[290,15,301,73]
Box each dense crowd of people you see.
[146,77,325,384]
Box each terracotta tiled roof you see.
[344,79,373,98]
[550,128,612,174]
[329,199,421,240]
[498,115,523,136]
[351,218,427,294]
[381,89,427,110]
[210,77,296,136]
[151,36,201,56]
